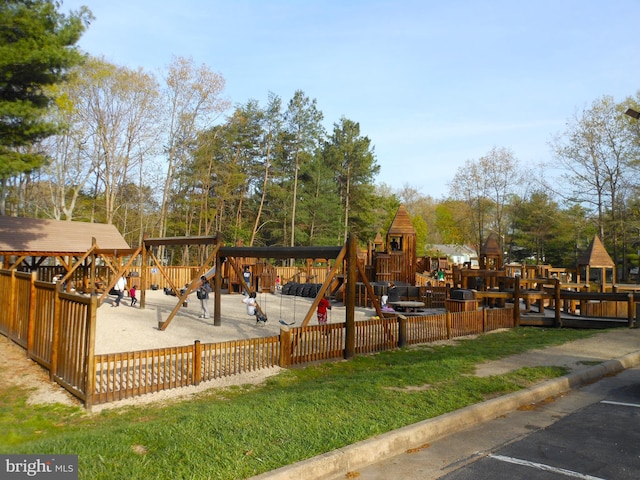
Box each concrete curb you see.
[250,351,640,480]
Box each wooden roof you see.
[480,234,502,256]
[0,216,131,256]
[577,235,615,268]
[387,205,415,235]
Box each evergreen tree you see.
[0,0,92,214]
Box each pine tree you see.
[0,0,92,213]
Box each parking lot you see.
[349,365,640,480]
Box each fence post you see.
[446,311,452,339]
[84,295,98,412]
[482,307,487,332]
[398,315,407,347]
[193,340,202,385]
[513,275,521,327]
[27,271,37,356]
[279,327,292,367]
[50,284,61,380]
[627,294,634,328]
[554,278,562,328]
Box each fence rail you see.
[0,267,631,409]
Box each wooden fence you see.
[0,266,627,409]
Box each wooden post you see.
[279,327,292,367]
[627,293,634,328]
[193,340,202,385]
[141,238,147,308]
[446,311,452,339]
[50,279,61,381]
[482,307,487,332]
[345,234,357,359]
[513,275,521,327]
[554,278,562,328]
[84,295,98,411]
[27,271,37,356]
[398,315,407,347]
[214,233,223,327]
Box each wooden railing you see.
[0,266,633,409]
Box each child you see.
[130,285,137,306]
[243,292,265,324]
[317,295,331,325]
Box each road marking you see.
[601,400,640,408]
[489,454,606,479]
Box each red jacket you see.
[317,298,331,314]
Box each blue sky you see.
[61,0,640,198]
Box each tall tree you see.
[551,96,634,272]
[159,56,229,242]
[283,90,324,250]
[0,0,92,214]
[322,117,379,243]
[449,146,521,253]
[250,92,282,246]
[69,58,160,225]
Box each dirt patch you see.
[0,335,80,407]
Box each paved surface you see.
[249,328,640,480]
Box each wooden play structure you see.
[366,205,417,285]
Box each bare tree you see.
[158,56,229,244]
[449,146,522,253]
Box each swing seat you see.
[279,319,295,326]
[256,313,268,324]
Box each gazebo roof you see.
[577,236,614,268]
[0,216,131,257]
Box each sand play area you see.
[95,289,374,355]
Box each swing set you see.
[143,234,386,358]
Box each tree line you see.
[2,1,640,279]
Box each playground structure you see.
[1,208,639,330]
[2,212,640,408]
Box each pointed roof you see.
[480,234,502,256]
[577,235,614,268]
[387,205,415,235]
[373,232,383,245]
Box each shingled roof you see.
[0,216,131,256]
[577,235,614,268]
[387,205,415,235]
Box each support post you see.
[279,327,292,367]
[513,275,521,327]
[554,278,562,328]
[345,234,357,359]
[214,234,223,327]
[398,315,407,347]
[193,340,202,385]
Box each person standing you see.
[317,295,331,325]
[129,285,138,307]
[112,275,127,307]
[387,282,399,303]
[243,266,251,295]
[198,276,211,319]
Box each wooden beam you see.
[300,245,347,327]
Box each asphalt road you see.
[351,366,640,480]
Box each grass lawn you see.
[0,327,599,479]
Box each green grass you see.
[0,327,601,479]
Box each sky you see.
[61,0,640,199]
